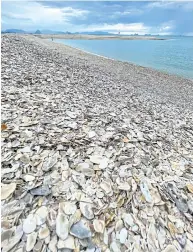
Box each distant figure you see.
[52,37,53,41]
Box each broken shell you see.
[56,213,69,240]
[80,202,94,220]
[57,236,75,250]
[63,202,77,215]
[118,183,131,191]
[23,214,37,234]
[100,180,112,194]
[1,183,16,200]
[93,219,105,233]
[119,228,127,244]
[36,206,48,225]
[140,182,152,203]
[38,224,50,239]
[26,232,37,252]
[76,162,94,177]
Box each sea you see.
[53,36,193,79]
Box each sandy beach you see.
[1,34,193,252]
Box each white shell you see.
[38,224,50,239]
[56,213,69,240]
[35,206,48,225]
[1,183,16,200]
[26,232,37,252]
[80,202,94,220]
[63,202,77,215]
[57,236,75,250]
[93,219,105,233]
[119,228,127,244]
[23,214,37,234]
[76,162,94,177]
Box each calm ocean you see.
[53,36,193,79]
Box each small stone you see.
[26,232,37,252]
[30,185,51,196]
[70,220,91,239]
[56,213,69,240]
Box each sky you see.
[1,1,193,35]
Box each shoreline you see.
[50,39,193,81]
[34,33,167,40]
[1,34,193,252]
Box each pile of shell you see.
[1,34,193,252]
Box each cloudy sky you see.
[2,1,193,35]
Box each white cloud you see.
[80,22,151,34]
[2,1,89,29]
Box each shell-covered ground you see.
[1,34,193,252]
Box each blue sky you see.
[1,1,193,35]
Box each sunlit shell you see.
[1,183,16,200]
[36,206,48,225]
[63,202,77,215]
[38,224,50,239]
[26,232,37,252]
[93,219,105,233]
[56,213,69,240]
[23,214,37,234]
[80,202,94,220]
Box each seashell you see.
[42,156,57,172]
[115,219,123,231]
[26,232,37,252]
[1,225,23,252]
[36,206,48,225]
[80,202,94,220]
[119,228,127,244]
[70,220,91,239]
[168,222,177,236]
[100,180,112,194]
[63,202,77,215]
[93,219,105,233]
[188,200,193,213]
[175,198,188,213]
[38,224,50,239]
[56,213,69,240]
[90,155,109,169]
[30,185,51,196]
[162,244,178,252]
[33,240,43,252]
[23,174,35,182]
[69,209,82,228]
[140,182,152,203]
[48,235,57,252]
[118,183,130,191]
[76,162,94,177]
[45,235,50,244]
[186,183,193,194]
[123,213,134,227]
[88,131,96,138]
[57,236,75,250]
[110,241,121,252]
[23,214,37,234]
[47,209,57,229]
[96,190,104,199]
[1,182,16,200]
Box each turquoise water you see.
[53,37,193,79]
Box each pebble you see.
[70,220,91,239]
